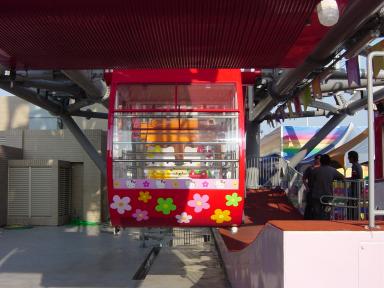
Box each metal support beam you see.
[60,115,106,176]
[0,83,62,114]
[288,113,347,168]
[251,95,274,122]
[246,121,260,158]
[71,110,108,119]
[309,100,339,113]
[67,99,93,113]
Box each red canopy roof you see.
[0,0,347,69]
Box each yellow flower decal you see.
[138,191,152,203]
[211,209,232,224]
[113,181,120,188]
[232,180,239,188]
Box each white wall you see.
[284,231,384,288]
[215,224,384,288]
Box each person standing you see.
[311,154,344,220]
[347,150,363,219]
[348,151,363,180]
[303,154,321,219]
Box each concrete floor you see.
[0,226,229,288]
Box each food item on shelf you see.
[189,169,209,179]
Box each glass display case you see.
[107,70,245,227]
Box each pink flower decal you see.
[132,209,149,222]
[176,212,192,224]
[143,181,150,188]
[202,181,209,188]
[110,195,132,214]
[187,193,210,213]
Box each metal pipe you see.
[62,70,108,108]
[262,110,329,121]
[19,80,82,95]
[60,115,106,176]
[344,86,384,114]
[367,51,381,228]
[321,78,384,93]
[274,0,384,96]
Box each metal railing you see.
[246,155,305,212]
[139,227,212,248]
[320,180,368,221]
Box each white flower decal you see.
[110,195,132,214]
[126,180,136,188]
[215,180,226,189]
[176,212,192,224]
[156,180,166,188]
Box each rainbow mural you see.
[282,125,350,160]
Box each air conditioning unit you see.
[7,160,72,226]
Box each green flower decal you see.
[155,198,177,215]
[225,193,242,207]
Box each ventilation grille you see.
[31,168,52,217]
[8,168,29,217]
[59,167,72,217]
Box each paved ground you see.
[0,226,229,288]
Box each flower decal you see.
[211,209,231,224]
[138,191,152,203]
[175,212,192,224]
[132,209,149,221]
[113,181,120,188]
[202,181,209,188]
[156,180,166,188]
[187,193,210,213]
[232,180,239,188]
[155,198,177,215]
[172,181,180,188]
[143,181,150,188]
[225,193,242,207]
[110,195,132,214]
[126,180,136,188]
[185,180,196,189]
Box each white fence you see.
[246,155,306,212]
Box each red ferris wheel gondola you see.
[107,69,245,227]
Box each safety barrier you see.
[320,180,368,221]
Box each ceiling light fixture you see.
[317,0,339,27]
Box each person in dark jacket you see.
[347,150,363,219]
[303,154,321,219]
[311,154,344,220]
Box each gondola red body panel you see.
[107,69,245,227]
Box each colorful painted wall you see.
[282,125,350,160]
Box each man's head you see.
[320,154,331,166]
[314,154,321,166]
[348,150,359,163]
